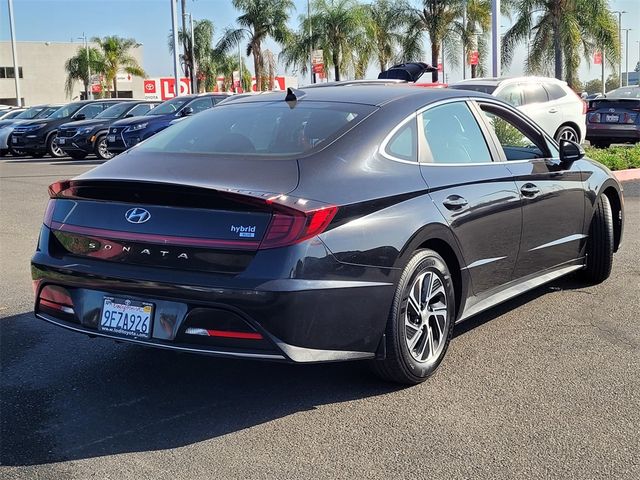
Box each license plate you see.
[11,137,17,144]
[606,114,619,123]
[100,297,153,339]
[58,137,65,145]
[107,135,116,142]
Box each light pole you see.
[621,28,631,86]
[7,0,22,106]
[171,0,181,97]
[613,10,626,88]
[462,0,467,80]
[78,33,92,100]
[308,0,313,84]
[182,13,196,93]
[491,0,501,77]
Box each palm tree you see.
[212,52,251,92]
[169,19,216,92]
[217,0,294,92]
[406,0,465,82]
[92,36,146,97]
[281,0,366,82]
[460,0,491,78]
[502,0,619,87]
[364,0,418,73]
[64,46,104,98]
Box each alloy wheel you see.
[50,136,64,157]
[404,270,449,364]
[559,128,578,142]
[98,138,114,159]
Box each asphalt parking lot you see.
[1,156,639,479]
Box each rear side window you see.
[77,104,104,119]
[420,102,492,164]
[522,84,549,104]
[384,119,417,161]
[544,83,567,100]
[187,97,214,113]
[496,84,524,107]
[136,101,376,157]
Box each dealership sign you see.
[593,51,602,65]
[143,78,191,100]
[468,51,479,65]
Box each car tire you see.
[0,149,7,157]
[67,151,88,160]
[555,125,579,143]
[47,134,65,158]
[581,194,614,284]
[94,135,114,160]
[371,249,455,385]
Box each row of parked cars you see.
[0,93,231,160]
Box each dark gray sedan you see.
[586,85,640,148]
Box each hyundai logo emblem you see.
[125,208,151,224]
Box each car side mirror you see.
[180,106,194,117]
[559,139,584,164]
[73,113,86,121]
[125,113,134,118]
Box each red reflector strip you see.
[207,329,263,340]
[49,221,260,251]
[184,327,263,340]
[39,299,74,314]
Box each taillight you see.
[260,196,338,249]
[623,113,637,124]
[48,179,72,197]
[589,113,601,123]
[581,100,587,115]
[38,285,75,315]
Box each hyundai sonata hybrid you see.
[31,85,624,384]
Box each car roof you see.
[452,76,567,87]
[215,84,492,107]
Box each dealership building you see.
[0,41,145,106]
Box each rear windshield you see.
[147,97,191,115]
[606,87,640,99]
[136,101,376,157]
[450,84,497,94]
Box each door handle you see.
[520,183,540,196]
[548,108,558,113]
[443,195,468,210]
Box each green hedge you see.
[584,144,640,171]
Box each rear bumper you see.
[31,227,396,363]
[586,124,640,142]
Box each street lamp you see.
[78,33,92,100]
[621,29,632,86]
[182,12,196,94]
[491,0,501,77]
[612,10,627,88]
[7,0,22,106]
[170,0,181,97]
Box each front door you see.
[474,100,585,279]
[417,100,522,296]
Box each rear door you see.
[518,83,559,137]
[418,100,522,295]
[474,100,585,279]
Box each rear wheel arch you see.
[554,122,581,142]
[399,226,467,320]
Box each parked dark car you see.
[586,85,640,148]
[58,101,160,160]
[0,104,62,156]
[32,85,624,384]
[106,93,230,154]
[10,99,125,158]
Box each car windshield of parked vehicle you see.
[3,110,24,119]
[37,106,61,118]
[15,106,46,119]
[136,101,376,156]
[49,103,83,119]
[97,102,135,119]
[450,84,497,94]
[147,97,191,115]
[606,87,640,99]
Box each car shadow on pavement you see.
[453,273,592,338]
[0,312,401,467]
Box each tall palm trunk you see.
[113,77,118,98]
[471,64,477,78]
[552,6,562,79]
[181,0,191,81]
[333,49,341,81]
[430,41,439,82]
[252,41,263,91]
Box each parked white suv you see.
[450,77,587,144]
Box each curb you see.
[614,168,640,182]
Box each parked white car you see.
[450,77,587,144]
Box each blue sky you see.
[1,0,639,84]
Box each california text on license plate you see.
[100,297,153,339]
[107,135,116,142]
